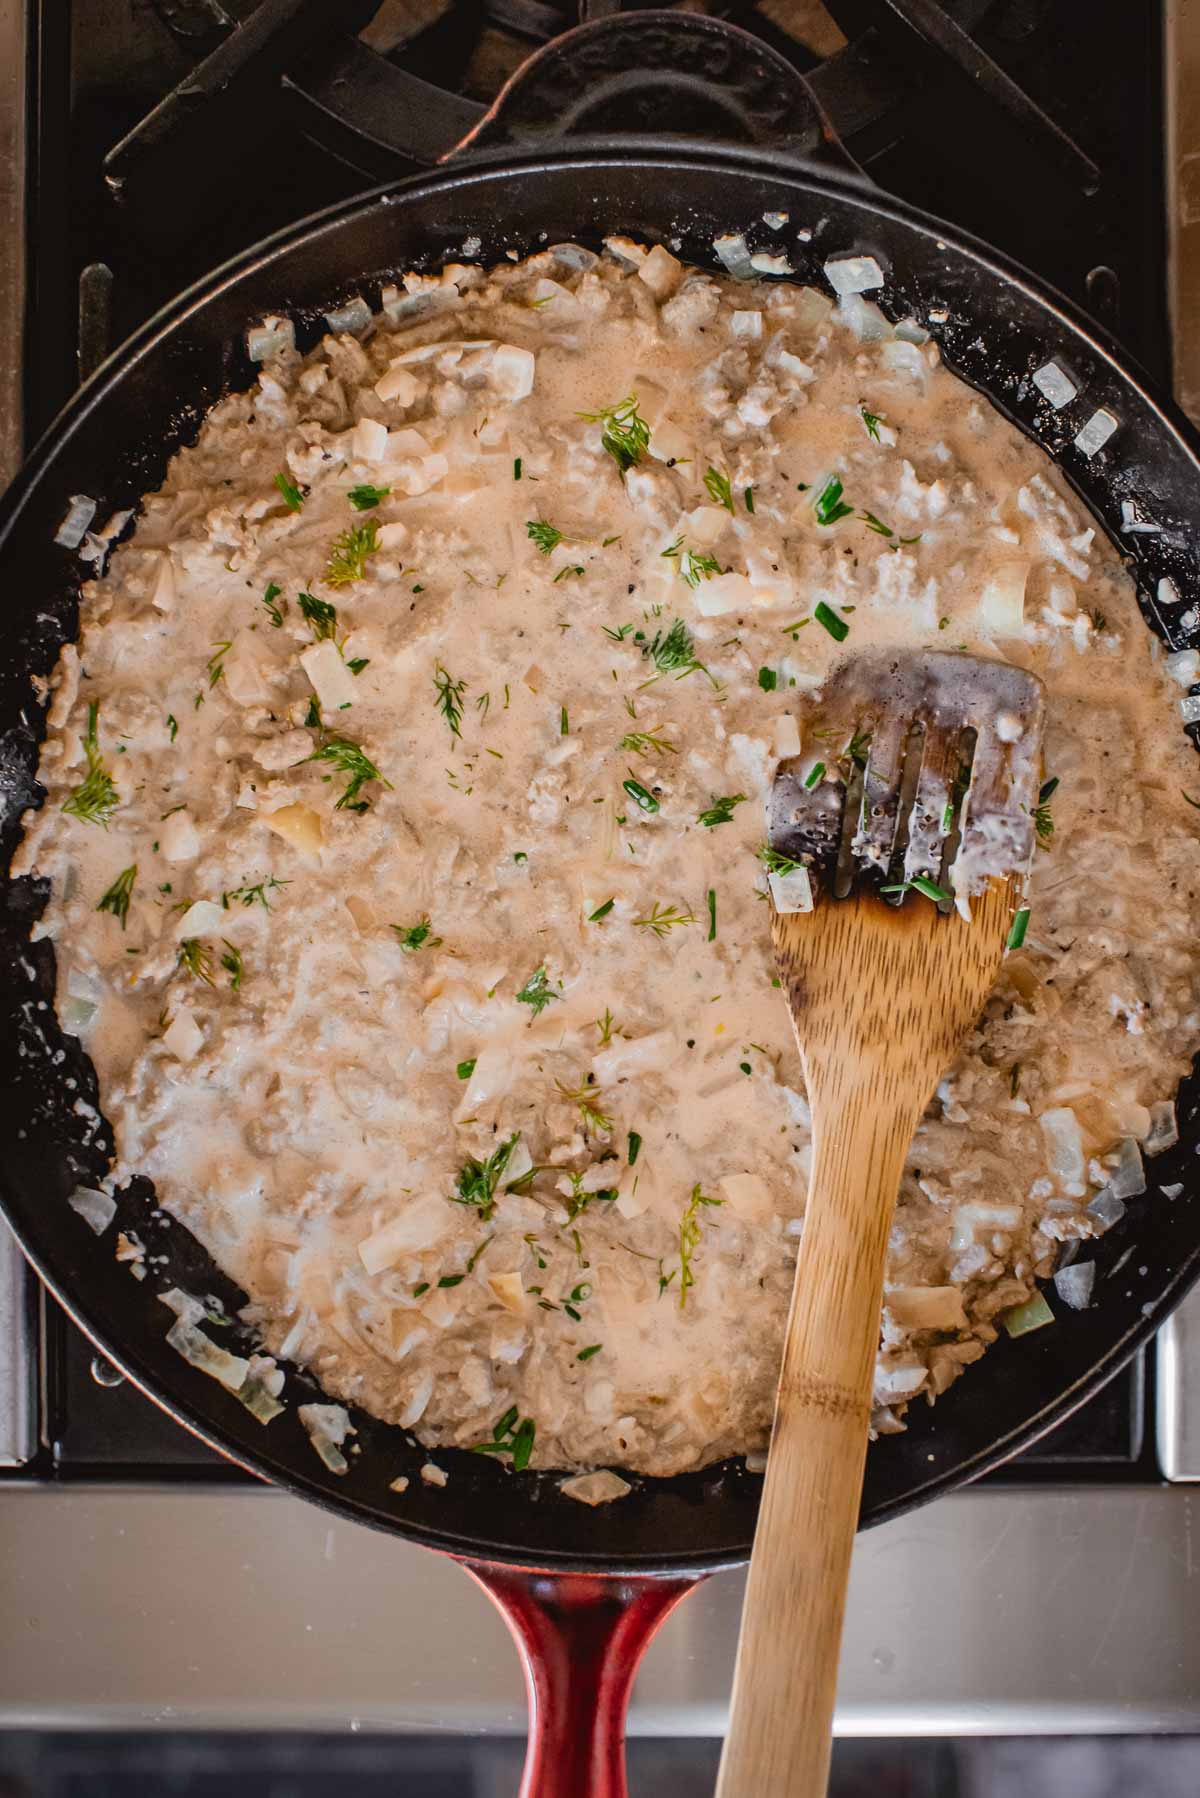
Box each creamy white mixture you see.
[16,238,1200,1480]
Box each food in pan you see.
[16,238,1200,1479]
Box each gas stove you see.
[2,0,1200,1739]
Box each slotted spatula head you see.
[767,649,1046,1094]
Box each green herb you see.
[262,581,285,628]
[813,475,854,526]
[662,536,721,589]
[392,918,442,952]
[457,1059,477,1081]
[526,520,565,556]
[633,901,695,938]
[757,667,778,692]
[740,1061,752,1075]
[595,1007,615,1045]
[577,393,650,475]
[804,761,825,789]
[627,1131,642,1166]
[556,1079,613,1134]
[347,483,390,510]
[603,622,634,643]
[577,1344,602,1362]
[1007,906,1031,950]
[620,726,677,756]
[704,467,734,513]
[697,793,747,829]
[814,600,849,642]
[744,486,756,513]
[166,713,178,742]
[305,696,322,729]
[860,406,883,441]
[1033,775,1058,845]
[220,941,244,991]
[222,876,287,911]
[433,664,467,738]
[758,843,804,877]
[473,1405,536,1470]
[450,1133,520,1222]
[207,640,232,687]
[324,518,379,587]
[297,591,338,642]
[412,1281,430,1297]
[516,966,558,1017]
[96,865,137,928]
[194,692,205,711]
[622,774,659,814]
[347,657,370,676]
[438,1273,464,1288]
[513,458,522,480]
[513,851,528,863]
[637,618,705,681]
[560,706,569,736]
[842,728,872,772]
[859,509,922,545]
[881,873,952,903]
[305,736,391,812]
[796,481,810,491]
[274,471,304,512]
[553,564,584,584]
[62,702,119,828]
[177,938,215,986]
[589,899,615,921]
[677,1184,723,1309]
[707,887,717,940]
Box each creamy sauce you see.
[16,240,1200,1477]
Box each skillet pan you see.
[2,121,1200,1796]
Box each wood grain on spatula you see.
[715,651,1045,1798]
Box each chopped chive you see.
[589,899,615,921]
[1007,906,1031,949]
[744,486,755,513]
[707,887,717,941]
[813,475,854,526]
[758,667,778,692]
[813,600,849,642]
[880,874,952,903]
[577,1345,602,1362]
[739,1061,752,1075]
[622,774,659,813]
[457,1059,477,1080]
[513,458,522,480]
[274,471,303,511]
[804,761,825,789]
[627,1131,642,1166]
[560,705,569,735]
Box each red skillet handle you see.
[463,1560,699,1798]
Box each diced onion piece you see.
[750,253,792,276]
[1159,576,1181,609]
[162,1008,203,1062]
[719,1172,773,1216]
[835,294,889,341]
[560,1470,632,1505]
[713,233,755,280]
[1039,1106,1085,1185]
[593,1029,674,1084]
[166,1316,251,1392]
[359,1194,450,1273]
[1073,408,1118,457]
[1086,1187,1126,1232]
[978,560,1029,635]
[151,555,176,613]
[637,245,683,299]
[160,810,201,863]
[1119,498,1162,535]
[648,421,691,463]
[55,494,97,549]
[488,1271,526,1312]
[223,632,271,706]
[1032,361,1077,409]
[420,1462,447,1487]
[301,640,358,712]
[1109,1137,1146,1200]
[264,803,324,858]
[892,317,930,345]
[1165,649,1200,687]
[174,899,226,940]
[825,254,884,295]
[1162,1183,1185,1200]
[375,364,421,405]
[773,714,801,758]
[457,1042,513,1116]
[683,505,729,547]
[68,1185,116,1235]
[1053,1261,1095,1310]
[238,1356,286,1424]
[768,866,813,913]
[352,417,389,464]
[730,310,762,339]
[324,296,373,335]
[397,1370,433,1428]
[1145,1099,1179,1156]
[1001,1291,1055,1337]
[762,211,789,230]
[1179,695,1200,724]
[246,317,295,362]
[884,1285,967,1331]
[776,349,815,382]
[298,1402,354,1474]
[490,345,535,401]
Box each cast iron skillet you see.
[2,133,1200,1795]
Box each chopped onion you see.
[550,243,598,272]
[1001,1291,1055,1337]
[380,290,444,326]
[750,252,792,276]
[1145,1100,1178,1156]
[892,316,930,345]
[55,494,97,549]
[298,1402,354,1474]
[761,212,789,231]
[1109,1137,1146,1200]
[767,865,814,913]
[238,1356,286,1424]
[560,1470,632,1505]
[1119,498,1162,535]
[713,233,755,281]
[1158,576,1181,609]
[246,317,295,363]
[835,293,889,341]
[1086,1187,1126,1232]
[166,1317,250,1393]
[1179,695,1200,724]
[68,1185,116,1235]
[324,296,373,336]
[1039,1107,1086,1185]
[1031,361,1077,409]
[1165,649,1199,686]
[1161,1182,1184,1200]
[1053,1261,1095,1310]
[825,254,884,295]
[1073,408,1118,458]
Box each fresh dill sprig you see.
[516,966,558,1016]
[324,517,379,587]
[619,725,677,756]
[434,664,466,738]
[661,537,721,589]
[633,901,696,938]
[577,394,650,475]
[62,702,118,829]
[594,1007,615,1045]
[555,1078,613,1135]
[207,641,232,687]
[298,591,338,641]
[219,940,244,991]
[177,938,215,986]
[392,917,442,952]
[697,793,747,828]
[96,865,137,928]
[526,520,565,556]
[262,581,286,628]
[704,466,734,513]
[450,1133,520,1223]
[1033,775,1058,845]
[638,617,699,676]
[222,876,288,911]
[677,1184,723,1308]
[860,406,884,441]
[758,843,805,876]
[305,736,391,812]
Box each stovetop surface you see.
[10,0,1172,1487]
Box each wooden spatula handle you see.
[715,1078,919,1798]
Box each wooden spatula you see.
[715,649,1045,1798]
